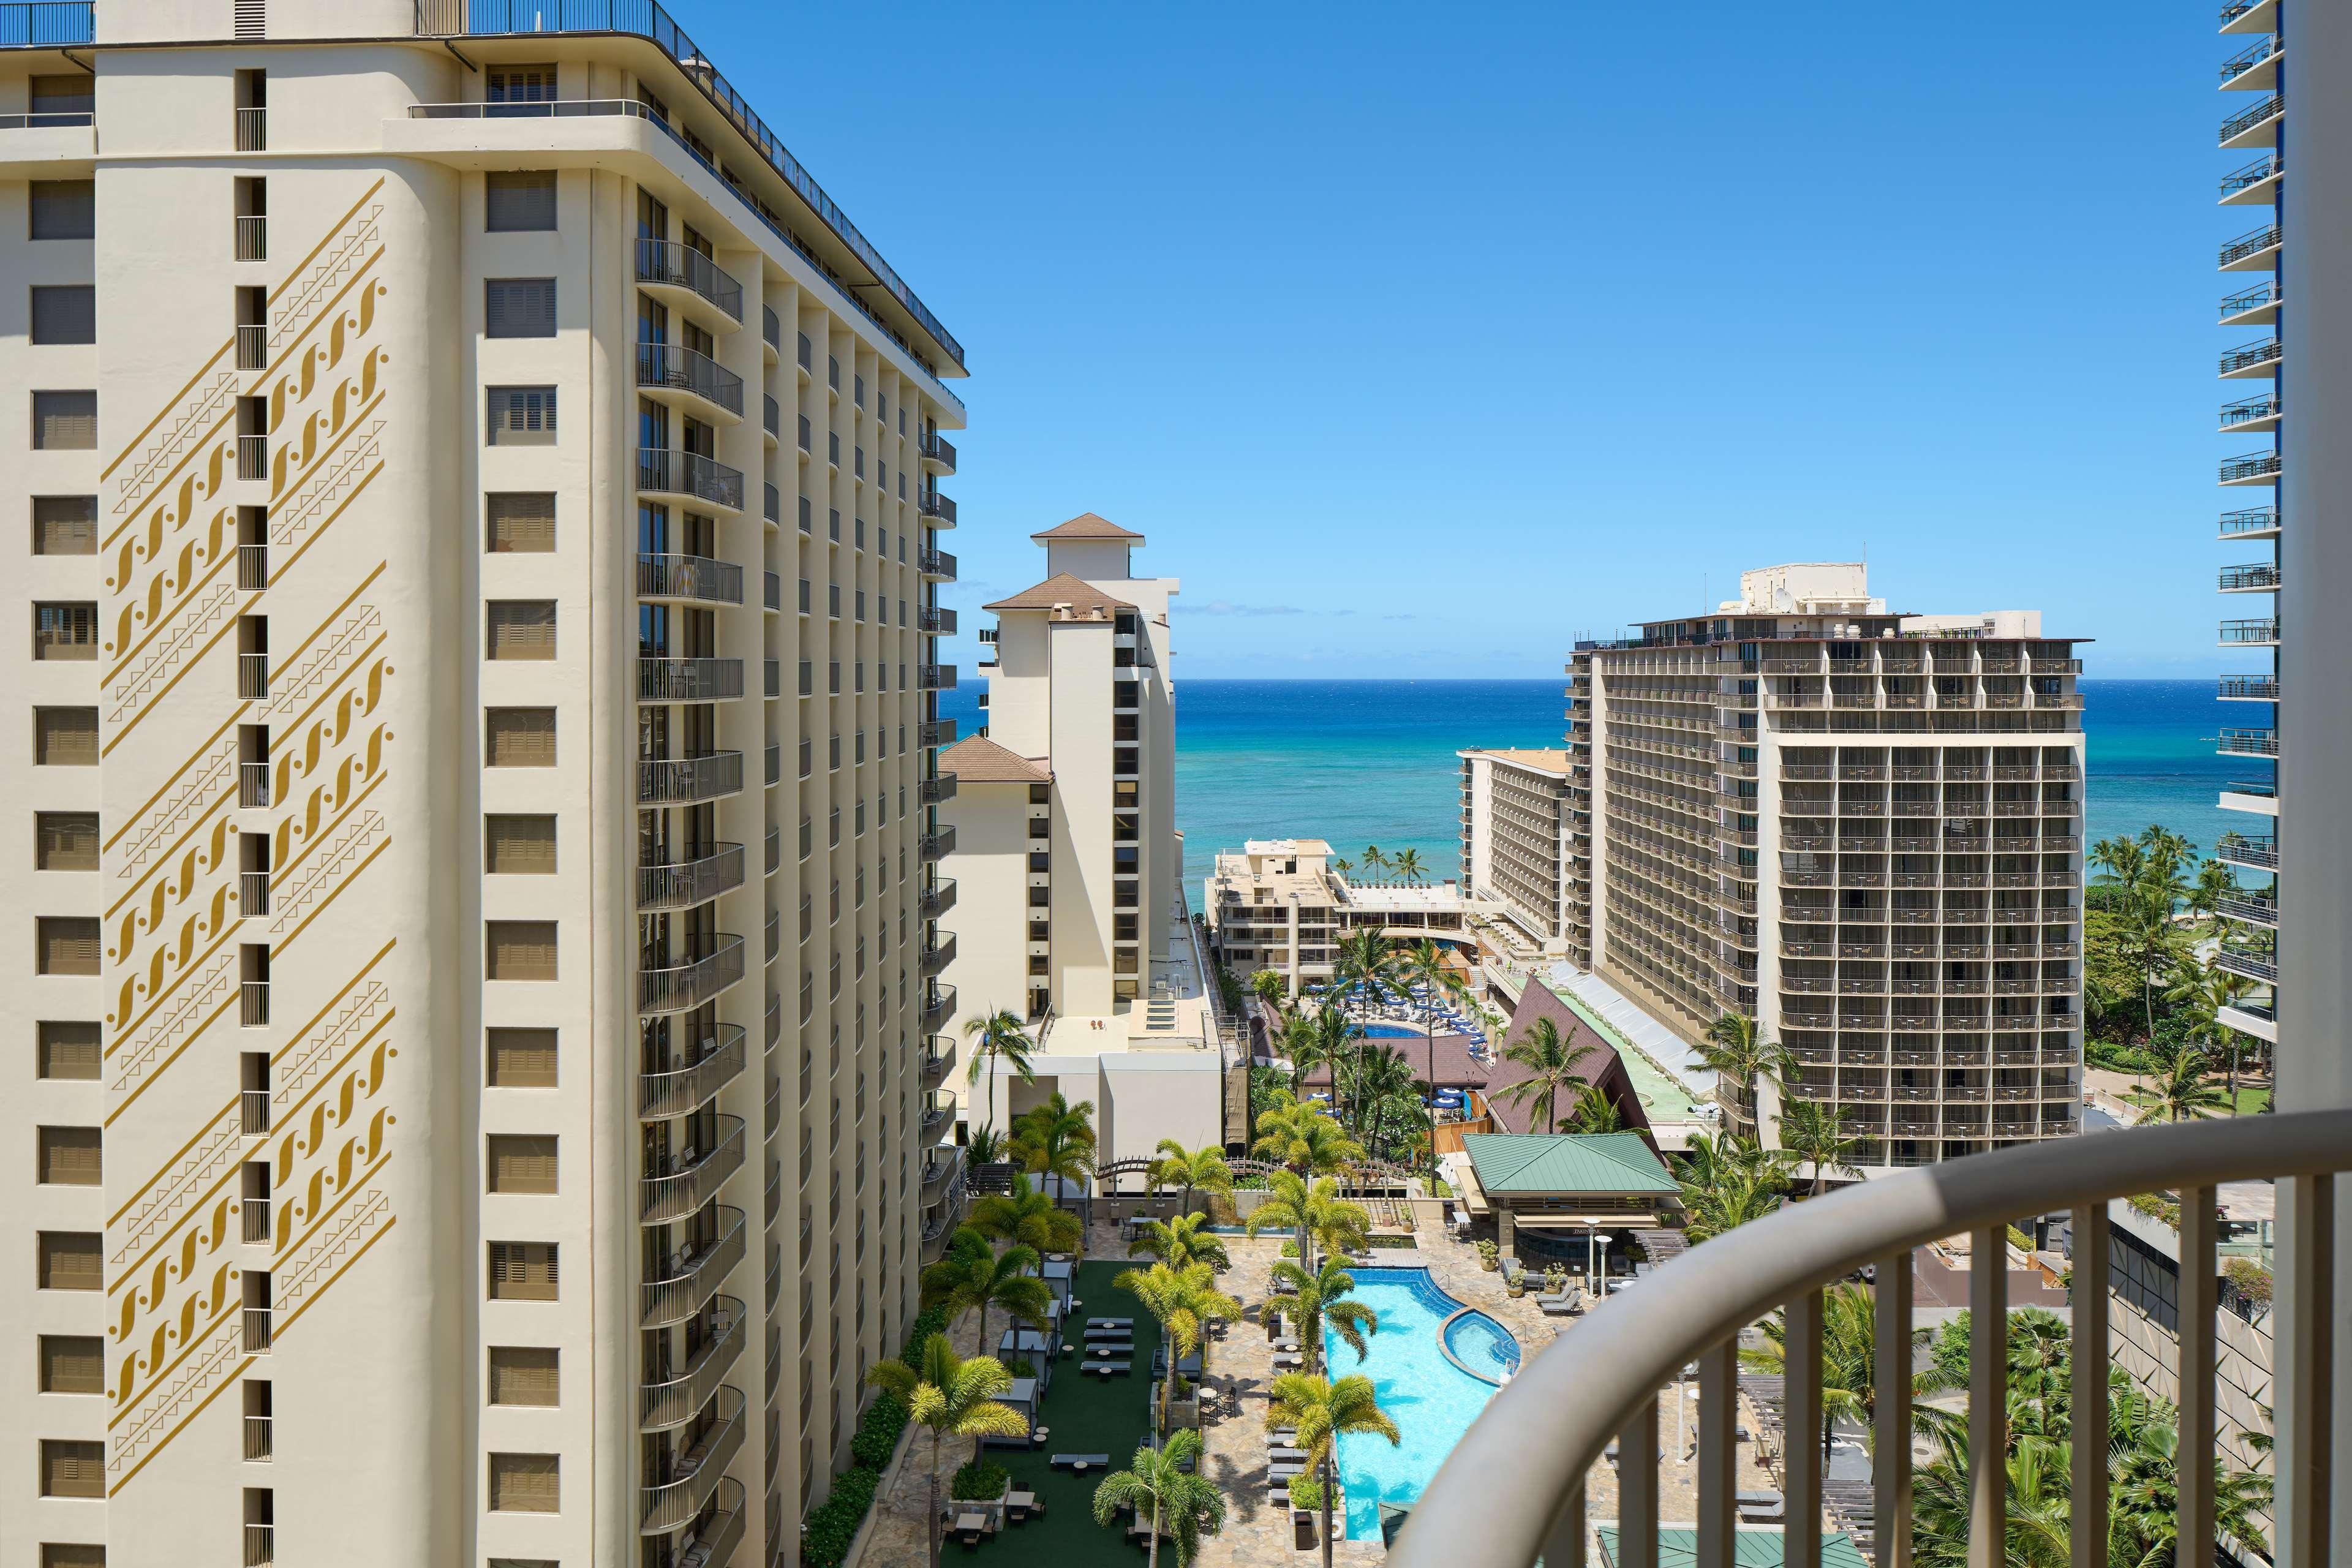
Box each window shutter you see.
[489,1347,560,1406]
[486,1134,558,1194]
[32,391,97,450]
[29,285,95,345]
[40,1335,105,1395]
[32,496,98,556]
[486,1027,558,1087]
[39,1231,104,1291]
[485,492,556,553]
[485,921,558,982]
[41,1439,106,1499]
[488,1242,558,1300]
[35,707,100,766]
[484,707,557,767]
[488,66,557,103]
[484,815,557,875]
[39,1126,103,1186]
[489,1452,560,1512]
[37,813,100,870]
[485,601,556,661]
[29,74,94,116]
[487,386,557,445]
[485,171,557,233]
[34,603,97,660]
[28,179,94,239]
[38,918,102,976]
[484,278,557,339]
[39,1021,102,1080]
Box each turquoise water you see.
[937,678,2240,886]
[1327,1267,1506,1540]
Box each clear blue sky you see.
[719,1,2237,679]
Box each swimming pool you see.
[1325,1266,1516,1540]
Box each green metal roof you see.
[1597,1528,1870,1568]
[1460,1133,1679,1196]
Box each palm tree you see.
[1330,927,1400,1011]
[1493,1016,1596,1134]
[1118,1261,1240,1436]
[1741,1283,1953,1462]
[1251,1099,1365,1261]
[866,1335,1030,1568]
[1675,1132,1795,1241]
[1148,1139,1234,1219]
[1359,845,1386,882]
[1011,1092,1096,1186]
[1268,1371,1401,1568]
[1390,846,1425,884]
[1400,939,1468,1171]
[2127,1044,2231,1125]
[2088,834,2147,894]
[1339,1042,1420,1156]
[970,1170,1083,1256]
[1127,1212,1232,1273]
[1566,1081,1626,1134]
[1091,1429,1226,1567]
[963,1123,1006,1167]
[1279,1015,1337,1101]
[1695,1012,1795,1133]
[1264,1256,1379,1373]
[2167,958,2256,1108]
[1307,1003,1368,1126]
[963,1009,1033,1132]
[1775,1099,1863,1197]
[1250,968,1291,1022]
[918,1227,1050,1355]
[1245,1173,1370,1274]
[2187,856,2239,924]
[1333,856,1354,876]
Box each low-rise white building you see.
[1203,837,1477,998]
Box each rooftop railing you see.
[1392,1109,2352,1568]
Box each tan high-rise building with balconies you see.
[0,4,964,1564]
[1562,565,2084,1174]
[1457,750,1577,957]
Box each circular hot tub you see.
[1438,1306,1524,1386]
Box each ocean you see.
[936,680,2239,890]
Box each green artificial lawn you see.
[963,1259,1169,1563]
[2234,1086,2271,1115]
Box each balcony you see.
[921,932,957,978]
[2220,280,2281,330]
[922,1146,963,1194]
[639,1027,747,1121]
[636,447,745,513]
[2219,30,2281,89]
[638,1388,745,1536]
[638,751,744,805]
[2217,674,2278,701]
[1390,1108,2352,1568]
[918,605,958,636]
[638,657,745,703]
[2218,562,2280,593]
[919,826,957,862]
[921,430,957,473]
[637,342,745,421]
[916,663,957,692]
[919,490,958,524]
[635,238,743,326]
[638,843,744,911]
[2218,93,2283,151]
[639,935,746,1016]
[636,552,744,605]
[641,1297,745,1431]
[2218,617,2279,646]
[919,878,958,919]
[2216,940,2278,984]
[2218,450,2281,486]
[640,1117,746,1225]
[921,1037,956,1088]
[918,546,958,582]
[921,1090,956,1141]
[2217,831,2278,870]
[2217,392,2279,433]
[655,1479,745,1568]
[2218,505,2280,539]
[2215,890,2279,927]
[922,984,957,1033]
[642,1208,746,1328]
[2219,337,2282,378]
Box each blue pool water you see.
[1359,1023,1428,1039]
[1327,1267,1510,1539]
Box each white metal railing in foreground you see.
[1392,1110,2352,1568]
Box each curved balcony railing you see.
[637,552,744,605]
[920,430,957,472]
[638,657,745,704]
[918,546,957,581]
[638,751,744,805]
[920,932,957,978]
[638,843,745,911]
[639,1026,747,1121]
[640,1297,746,1431]
[921,1036,956,1088]
[640,1117,746,1225]
[642,1207,746,1327]
[639,1387,745,1535]
[918,490,957,523]
[919,718,958,750]
[636,342,745,418]
[922,1146,963,1194]
[918,605,958,636]
[654,1476,744,1568]
[1390,1110,2352,1568]
[637,447,745,512]
[919,878,958,919]
[921,984,956,1033]
[635,238,743,323]
[919,774,959,807]
[639,935,745,1016]
[920,1089,956,1140]
[918,826,956,862]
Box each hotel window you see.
[486,1027,557,1088]
[38,1232,101,1291]
[38,1021,100,1080]
[486,922,557,982]
[34,603,97,661]
[39,1335,104,1395]
[486,492,556,553]
[485,171,557,233]
[39,1127,102,1186]
[485,707,556,767]
[486,64,557,103]
[32,496,97,555]
[42,1550,106,1568]
[488,1347,560,1406]
[36,813,99,870]
[486,600,556,660]
[489,1453,559,1513]
[486,1135,558,1194]
[487,1242,558,1301]
[40,1441,104,1499]
[29,285,95,344]
[32,391,96,450]
[485,278,557,338]
[28,179,92,240]
[484,814,557,874]
[37,917,100,975]
[486,385,556,445]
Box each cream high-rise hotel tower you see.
[1,3,966,1565]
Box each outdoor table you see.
[1052,1452,1112,1472]
[1006,1490,1037,1521]
[954,1511,987,1545]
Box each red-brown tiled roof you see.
[982,572,1137,616]
[1031,511,1143,542]
[939,736,1052,783]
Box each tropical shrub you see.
[951,1458,1011,1501]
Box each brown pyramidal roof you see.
[1031,511,1144,542]
[982,572,1137,615]
[938,735,1052,783]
